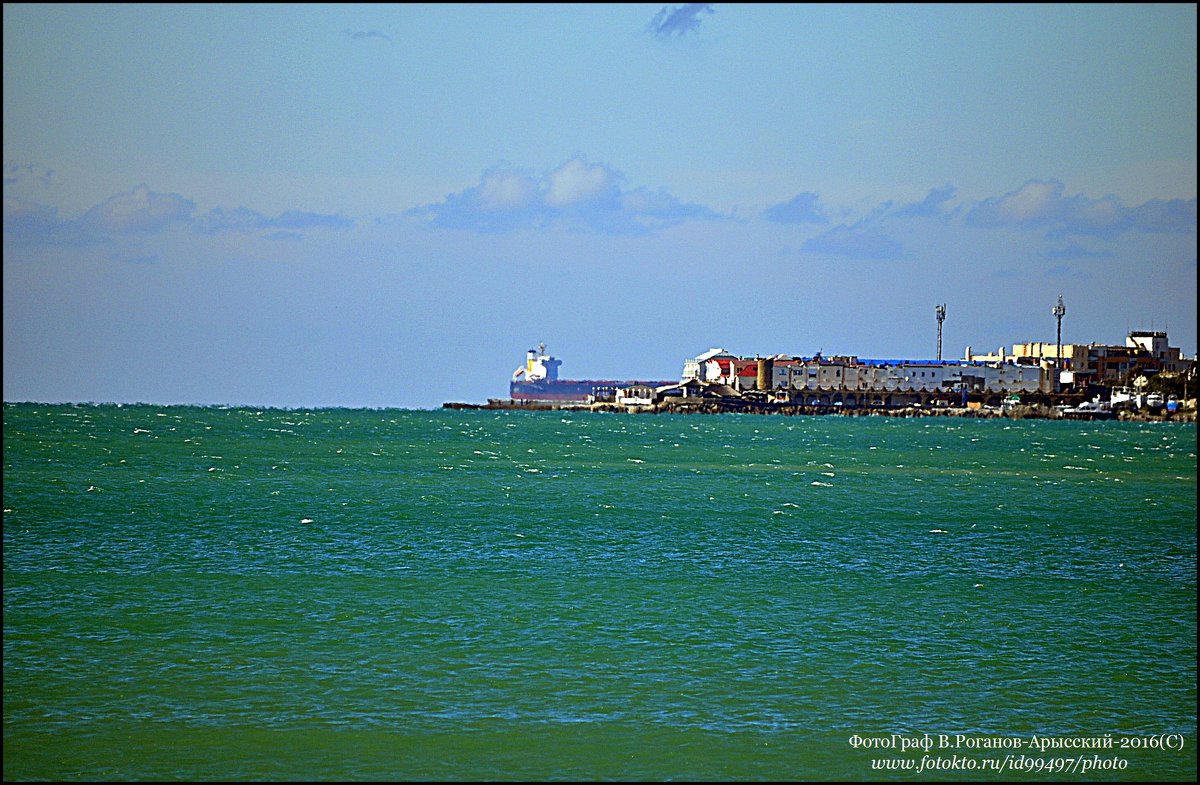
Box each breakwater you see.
[443,398,1195,422]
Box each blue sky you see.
[4,3,1196,409]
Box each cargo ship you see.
[510,343,677,402]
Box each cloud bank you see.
[194,206,353,235]
[762,192,829,225]
[4,168,1194,264]
[893,185,958,219]
[966,179,1196,237]
[408,156,722,234]
[79,185,195,235]
[3,185,352,247]
[760,179,1196,260]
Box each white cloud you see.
[79,184,194,235]
[544,158,620,208]
[967,178,1197,236]
[1001,181,1062,222]
[5,186,352,246]
[477,167,539,211]
[409,156,722,234]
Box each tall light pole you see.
[935,304,946,361]
[1052,294,1066,393]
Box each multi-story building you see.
[682,349,1045,395]
[965,330,1188,386]
[1126,331,1188,373]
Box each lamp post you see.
[1052,294,1066,393]
[935,304,946,362]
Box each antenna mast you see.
[1052,294,1066,392]
[935,304,946,361]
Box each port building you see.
[681,348,1045,398]
[964,330,1187,387]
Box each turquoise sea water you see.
[3,403,1196,781]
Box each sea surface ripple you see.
[3,404,1196,780]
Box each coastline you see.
[444,398,1196,422]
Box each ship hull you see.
[510,379,677,402]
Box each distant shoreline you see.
[444,399,1196,422]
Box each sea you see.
[3,403,1196,781]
